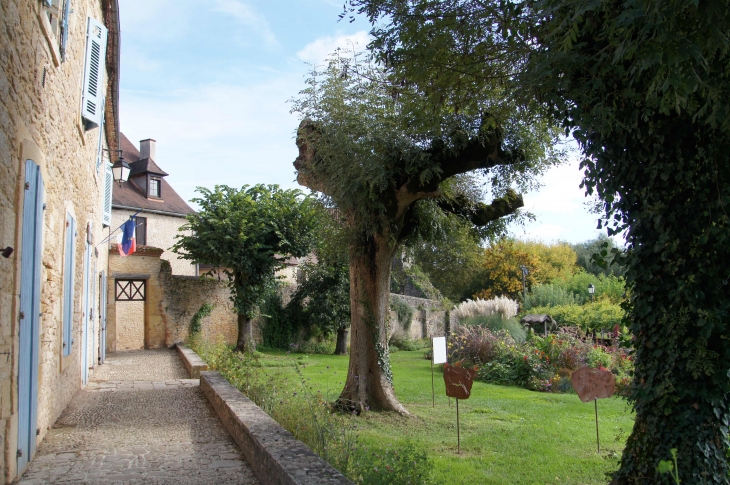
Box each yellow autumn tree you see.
[470,239,578,300]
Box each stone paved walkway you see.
[18,349,259,484]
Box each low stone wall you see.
[175,344,209,378]
[200,371,353,485]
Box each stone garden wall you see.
[388,294,449,340]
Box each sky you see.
[118,0,615,246]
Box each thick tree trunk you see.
[337,233,409,415]
[235,313,255,352]
[334,327,348,355]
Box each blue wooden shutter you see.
[60,0,72,62]
[80,17,107,128]
[17,161,44,474]
[99,271,107,364]
[102,162,113,226]
[62,213,76,357]
[96,97,106,173]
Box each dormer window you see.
[148,176,161,199]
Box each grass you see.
[251,349,634,484]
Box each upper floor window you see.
[43,0,72,62]
[148,177,161,199]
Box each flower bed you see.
[447,325,633,394]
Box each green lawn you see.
[256,349,634,485]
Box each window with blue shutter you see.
[62,213,76,357]
[96,97,106,173]
[59,0,72,62]
[81,17,108,129]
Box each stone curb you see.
[175,344,209,378]
[200,371,353,485]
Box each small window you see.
[42,0,72,61]
[148,177,161,198]
[136,217,147,245]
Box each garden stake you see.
[456,398,460,454]
[431,362,436,407]
[595,399,600,453]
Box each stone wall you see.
[388,294,448,340]
[115,301,145,350]
[107,250,241,350]
[107,247,167,352]
[158,263,238,347]
[0,0,115,481]
[111,208,195,276]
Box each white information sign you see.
[432,336,447,365]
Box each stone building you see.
[107,134,197,351]
[0,0,121,481]
[110,134,196,276]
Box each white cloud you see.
[296,31,371,66]
[120,76,304,207]
[213,0,278,47]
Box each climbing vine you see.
[190,303,214,336]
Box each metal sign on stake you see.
[571,366,616,453]
[431,336,447,407]
[443,363,476,454]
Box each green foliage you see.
[527,0,730,480]
[658,449,681,485]
[260,290,295,349]
[463,314,526,344]
[172,185,317,320]
[409,210,485,301]
[524,283,582,308]
[388,334,424,352]
[352,440,433,485]
[189,303,214,336]
[557,271,626,305]
[528,302,624,333]
[288,261,351,338]
[389,298,414,331]
[390,260,441,300]
[571,235,626,278]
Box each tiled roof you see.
[120,132,140,162]
[112,133,194,216]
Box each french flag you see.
[119,219,137,257]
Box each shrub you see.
[527,301,624,333]
[587,346,613,369]
[389,334,423,351]
[352,440,433,485]
[447,324,504,366]
[453,296,518,322]
[463,313,527,344]
[524,283,582,308]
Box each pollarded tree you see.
[345,0,730,480]
[172,185,317,352]
[290,51,562,413]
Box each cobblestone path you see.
[18,349,259,485]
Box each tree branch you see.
[438,189,524,226]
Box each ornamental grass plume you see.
[453,296,518,322]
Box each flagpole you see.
[96,209,142,247]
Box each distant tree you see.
[287,203,352,355]
[172,185,317,352]
[571,236,626,278]
[468,239,577,301]
[409,211,485,302]
[291,51,561,413]
[288,261,351,355]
